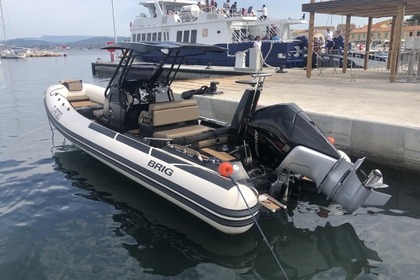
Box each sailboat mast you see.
[0,0,8,47]
[111,0,117,43]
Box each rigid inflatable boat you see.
[44,42,391,234]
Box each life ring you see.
[218,162,233,177]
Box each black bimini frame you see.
[102,42,228,86]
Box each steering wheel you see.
[135,86,153,103]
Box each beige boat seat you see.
[139,99,212,138]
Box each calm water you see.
[1,50,420,280]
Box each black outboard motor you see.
[246,103,390,212]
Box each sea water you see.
[1,50,420,280]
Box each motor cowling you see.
[246,103,390,211]
[246,103,340,168]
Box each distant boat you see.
[0,0,26,59]
[0,48,26,59]
[129,0,307,68]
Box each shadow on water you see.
[52,145,389,280]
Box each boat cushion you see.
[149,100,199,126]
[149,99,198,111]
[67,95,89,102]
[71,100,100,108]
[140,99,212,138]
[62,80,83,91]
[153,125,212,139]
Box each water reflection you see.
[258,214,382,279]
[53,147,384,279]
[53,148,257,275]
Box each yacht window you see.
[147,33,152,41]
[141,34,146,41]
[166,5,176,13]
[152,32,157,41]
[132,34,136,42]
[191,30,197,43]
[176,31,182,42]
[136,34,141,42]
[163,30,169,41]
[183,30,190,43]
[149,6,156,18]
[158,32,162,41]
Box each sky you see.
[1,0,380,40]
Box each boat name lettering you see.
[51,106,63,120]
[148,160,173,176]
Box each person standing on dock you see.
[313,37,320,54]
[325,28,334,53]
[318,36,325,51]
[253,36,262,49]
[333,31,344,54]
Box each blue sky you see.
[1,0,377,39]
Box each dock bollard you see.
[276,65,287,73]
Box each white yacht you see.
[129,0,307,67]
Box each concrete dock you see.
[170,68,420,171]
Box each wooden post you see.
[306,0,316,78]
[389,4,405,82]
[387,16,396,70]
[342,15,351,73]
[364,17,373,70]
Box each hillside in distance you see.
[3,35,130,49]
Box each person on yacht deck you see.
[223,0,230,14]
[230,1,237,15]
[259,4,267,20]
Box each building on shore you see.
[350,19,420,49]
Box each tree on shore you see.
[406,15,420,26]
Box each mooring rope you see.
[261,41,275,68]
[228,173,290,280]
